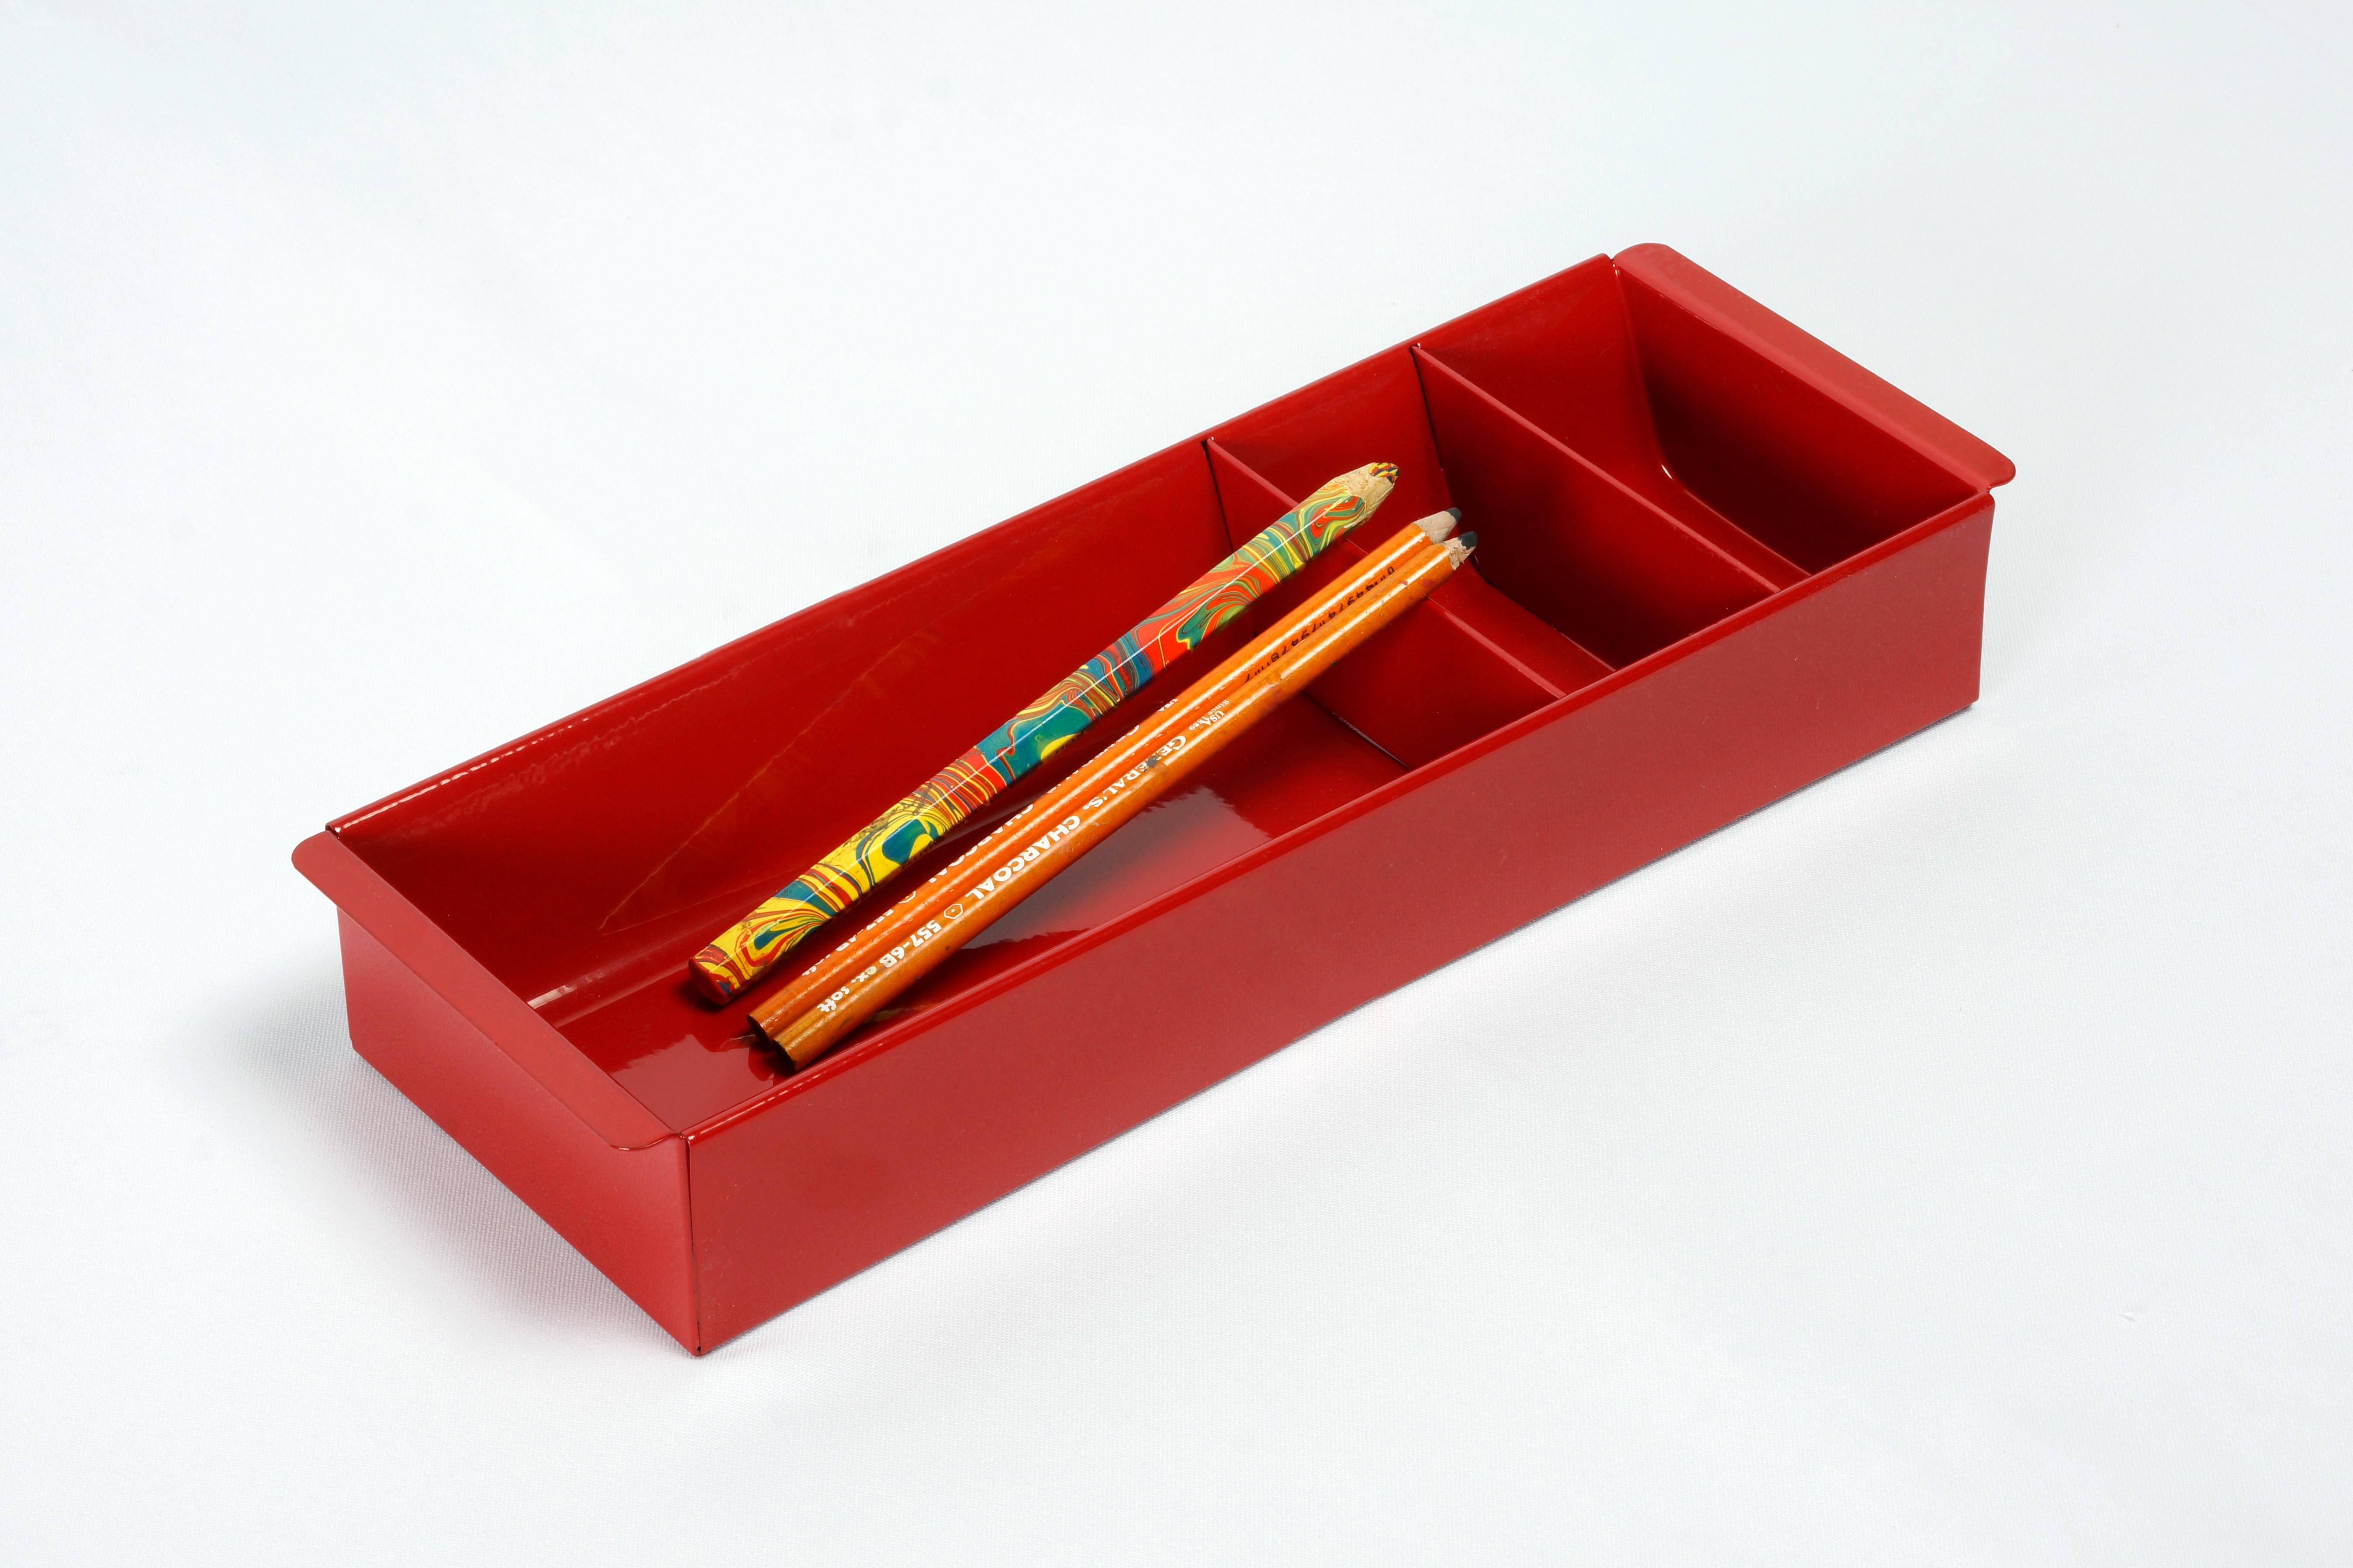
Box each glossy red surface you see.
[296,245,2013,1352]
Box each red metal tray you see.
[295,245,2013,1352]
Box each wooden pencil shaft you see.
[762,536,1469,1067]
[747,516,1453,1042]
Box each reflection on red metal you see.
[294,245,2015,1353]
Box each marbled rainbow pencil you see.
[689,462,1400,1002]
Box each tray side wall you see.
[336,913,701,1350]
[684,501,1992,1347]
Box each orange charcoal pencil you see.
[754,525,1478,1068]
[747,511,1460,1047]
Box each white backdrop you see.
[4,3,2349,1562]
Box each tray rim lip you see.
[298,242,2015,1148]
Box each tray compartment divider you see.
[1202,439,1587,767]
[1410,256,1808,591]
[1413,347,1778,669]
[1201,366,1629,708]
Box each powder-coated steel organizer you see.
[296,245,2014,1352]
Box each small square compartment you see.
[298,245,2013,1351]
[1418,249,1982,575]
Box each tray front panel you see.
[684,497,1991,1346]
